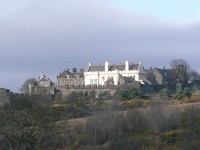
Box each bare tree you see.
[188,69,200,82]
[170,59,200,83]
[170,59,195,83]
[0,95,57,150]
[20,78,37,94]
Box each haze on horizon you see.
[1,0,200,92]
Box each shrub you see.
[174,92,183,100]
[174,87,192,100]
[159,88,171,100]
[182,87,192,98]
[116,86,144,100]
[159,88,170,97]
[162,131,177,145]
[98,91,111,99]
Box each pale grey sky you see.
[1,0,200,91]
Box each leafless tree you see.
[0,95,55,150]
[170,59,200,83]
[20,78,37,94]
[188,69,200,82]
[170,59,190,83]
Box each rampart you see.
[55,85,117,98]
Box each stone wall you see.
[29,85,55,95]
[0,93,11,106]
[0,88,10,94]
[56,85,117,99]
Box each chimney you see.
[73,68,77,73]
[138,61,143,70]
[125,60,129,71]
[80,69,84,73]
[105,61,109,72]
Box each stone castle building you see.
[29,72,55,95]
[57,68,85,87]
[28,60,186,96]
[146,67,177,85]
[38,72,52,87]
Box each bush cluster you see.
[115,86,144,100]
[174,87,192,100]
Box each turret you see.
[40,72,44,79]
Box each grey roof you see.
[116,64,125,70]
[88,64,139,72]
[40,78,49,82]
[123,76,134,82]
[88,65,105,72]
[155,68,176,79]
[57,70,84,78]
[129,64,139,70]
[145,69,151,75]
[58,70,71,78]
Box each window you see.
[132,76,135,80]
[139,75,143,80]
[90,79,93,85]
[94,79,97,85]
[70,80,73,85]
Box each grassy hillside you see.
[1,94,200,149]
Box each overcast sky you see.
[1,0,200,92]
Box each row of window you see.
[101,76,114,81]
[90,76,136,85]
[59,75,83,79]
[90,79,97,85]
[58,80,85,85]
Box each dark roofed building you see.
[57,68,85,87]
[147,67,177,85]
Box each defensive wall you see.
[55,85,117,99]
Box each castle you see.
[29,60,180,97]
